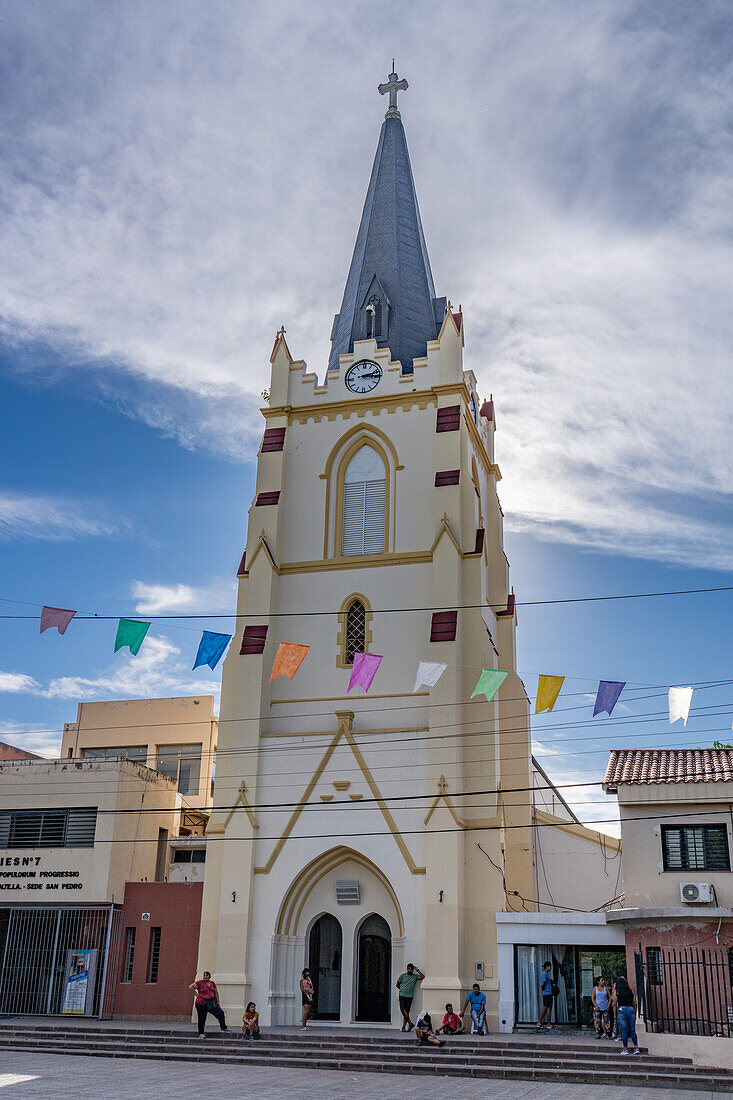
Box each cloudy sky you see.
[1,0,732,830]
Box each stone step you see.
[0,1032,675,1067]
[0,1036,731,1092]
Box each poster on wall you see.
[61,949,98,1015]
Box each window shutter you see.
[342,481,385,555]
[261,428,286,452]
[430,610,458,642]
[436,405,461,432]
[255,491,280,506]
[435,470,460,486]
[363,480,386,553]
[65,808,97,848]
[240,625,268,654]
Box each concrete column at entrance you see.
[268,933,302,1025]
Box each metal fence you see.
[635,944,733,1037]
[0,905,122,1017]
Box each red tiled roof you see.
[604,748,733,788]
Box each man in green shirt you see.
[396,962,425,1031]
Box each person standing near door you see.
[396,962,425,1031]
[613,975,641,1055]
[189,971,228,1038]
[537,960,554,1030]
[592,976,611,1038]
[300,968,314,1030]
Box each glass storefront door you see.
[515,944,626,1026]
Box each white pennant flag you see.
[669,686,693,725]
[413,661,447,694]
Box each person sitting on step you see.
[414,1011,445,1046]
[242,1002,260,1039]
[437,1003,465,1035]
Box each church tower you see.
[198,71,535,1030]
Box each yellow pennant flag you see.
[536,674,565,714]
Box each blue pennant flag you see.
[193,631,232,671]
[593,680,626,717]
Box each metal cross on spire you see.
[378,62,408,118]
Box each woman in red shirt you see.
[189,971,228,1038]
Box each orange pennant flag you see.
[535,674,565,714]
[269,642,310,682]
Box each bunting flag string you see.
[669,686,693,725]
[270,642,310,682]
[471,668,508,702]
[593,680,626,717]
[413,661,447,694]
[536,674,565,714]
[193,631,232,671]
[24,599,722,727]
[348,652,383,694]
[114,618,151,657]
[40,606,76,635]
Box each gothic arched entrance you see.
[355,913,391,1021]
[308,913,342,1019]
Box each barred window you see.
[147,927,161,984]
[0,807,97,849]
[647,946,663,986]
[122,928,136,983]
[662,825,730,871]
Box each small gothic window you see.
[344,600,366,666]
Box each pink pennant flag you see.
[40,606,77,635]
[347,652,383,694]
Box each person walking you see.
[396,962,425,1031]
[461,983,488,1035]
[592,976,611,1038]
[300,967,314,1029]
[189,971,228,1038]
[613,975,641,1055]
[536,961,554,1030]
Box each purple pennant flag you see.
[347,652,383,694]
[593,680,626,717]
[40,606,77,635]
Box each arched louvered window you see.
[344,599,366,665]
[341,446,386,556]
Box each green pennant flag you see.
[114,618,151,656]
[471,668,508,701]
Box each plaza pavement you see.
[0,1049,730,1100]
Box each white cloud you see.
[0,721,59,758]
[44,633,220,702]
[0,3,731,566]
[0,492,125,542]
[132,578,236,616]
[0,671,41,693]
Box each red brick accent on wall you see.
[496,593,515,618]
[113,881,203,1020]
[436,405,461,432]
[430,610,458,642]
[255,491,280,506]
[434,470,460,486]
[236,550,247,576]
[261,427,286,452]
[473,528,485,555]
[240,625,268,654]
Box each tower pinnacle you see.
[378,64,408,118]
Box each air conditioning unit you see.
[680,882,713,904]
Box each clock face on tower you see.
[345,359,383,394]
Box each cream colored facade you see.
[60,696,217,815]
[198,306,540,1029]
[0,758,180,904]
[610,782,733,910]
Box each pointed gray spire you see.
[328,76,445,375]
